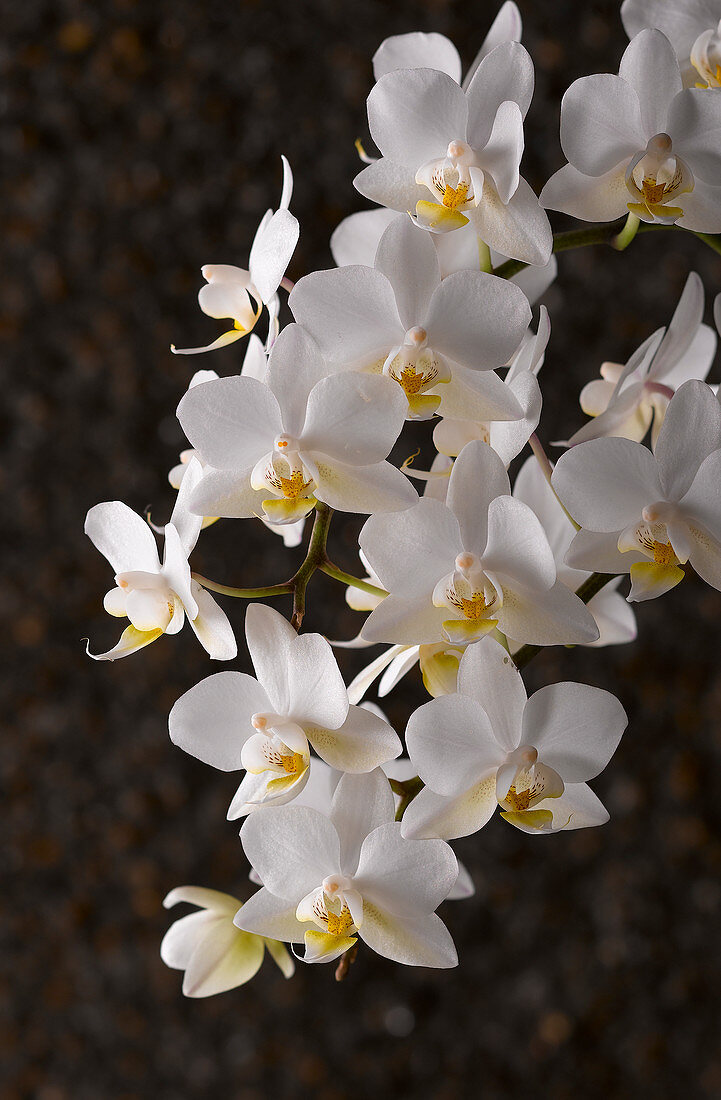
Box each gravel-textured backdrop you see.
[4,1,721,1096]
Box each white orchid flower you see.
[432,305,548,466]
[359,440,598,648]
[172,156,299,356]
[169,344,305,548]
[552,380,721,601]
[331,208,558,302]
[622,0,721,88]
[403,637,626,839]
[176,323,417,526]
[85,457,236,661]
[169,603,401,817]
[372,4,522,90]
[290,215,531,422]
[354,42,552,265]
[235,769,458,967]
[567,272,716,447]
[541,30,721,230]
[161,886,294,997]
[513,457,637,647]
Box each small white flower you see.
[85,457,236,661]
[359,440,599,648]
[566,272,716,447]
[355,42,552,264]
[172,156,299,355]
[177,323,416,525]
[403,637,627,839]
[622,0,721,88]
[161,886,294,997]
[553,380,721,601]
[541,30,721,230]
[291,214,531,422]
[169,604,402,816]
[235,770,459,967]
[169,345,305,547]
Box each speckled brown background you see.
[4,1,721,1097]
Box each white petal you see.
[287,632,349,730]
[290,265,401,366]
[361,592,446,645]
[586,583,638,647]
[330,208,397,268]
[483,495,557,591]
[248,207,299,303]
[355,822,458,915]
[540,162,630,223]
[565,527,643,573]
[619,29,683,136]
[677,177,721,234]
[680,448,721,540]
[330,769,396,876]
[447,439,510,554]
[465,41,534,150]
[437,367,524,423]
[311,457,417,515]
[346,644,408,705]
[374,214,440,329]
[353,158,425,213]
[559,74,645,175]
[367,67,467,166]
[462,2,523,91]
[406,692,505,796]
[668,88,721,183]
[163,885,239,915]
[373,32,462,83]
[481,99,524,204]
[183,915,265,997]
[266,324,332,438]
[425,271,531,371]
[506,782,610,833]
[655,380,721,500]
[457,636,527,750]
[360,498,461,597]
[359,908,457,968]
[169,455,203,555]
[245,603,297,715]
[305,704,401,775]
[85,502,161,575]
[496,580,599,645]
[177,376,280,470]
[471,175,553,266]
[522,682,627,781]
[169,671,270,771]
[301,373,407,465]
[240,807,341,901]
[188,466,263,520]
[162,523,197,619]
[188,581,238,661]
[400,775,498,840]
[651,272,704,383]
[233,888,306,942]
[86,623,162,661]
[551,437,662,530]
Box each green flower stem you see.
[290,501,333,631]
[191,574,293,599]
[391,775,425,822]
[478,237,493,273]
[319,561,388,599]
[491,221,721,280]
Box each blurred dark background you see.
[4,0,721,1096]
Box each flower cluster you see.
[85,1,721,994]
